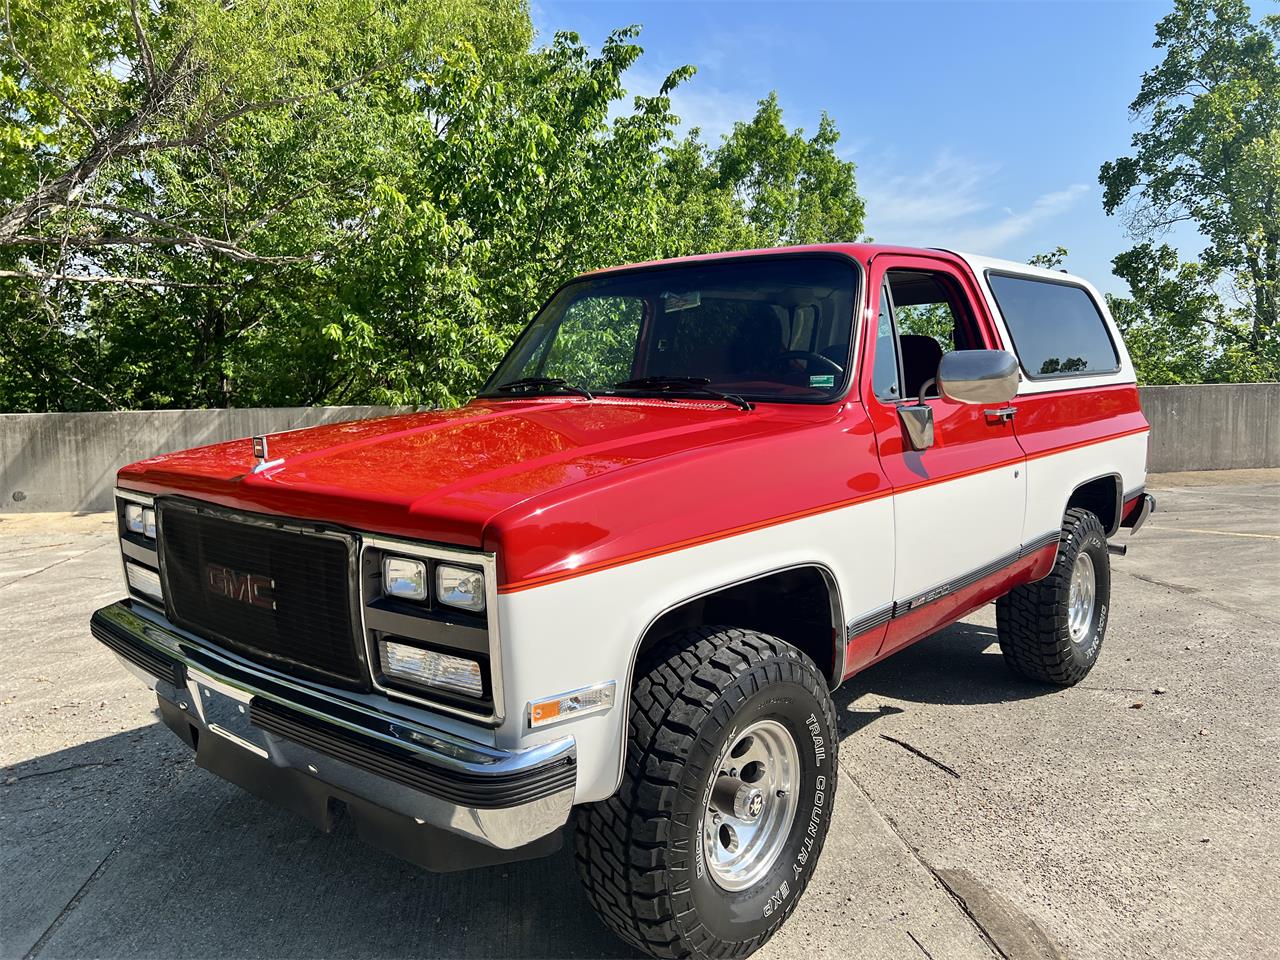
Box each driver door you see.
[859,254,1027,658]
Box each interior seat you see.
[899,334,943,399]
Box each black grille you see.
[159,502,365,688]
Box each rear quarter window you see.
[986,273,1119,379]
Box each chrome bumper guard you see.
[90,601,576,864]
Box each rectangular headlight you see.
[435,564,485,612]
[124,504,156,539]
[383,557,428,600]
[125,562,163,603]
[378,640,483,698]
[125,503,145,534]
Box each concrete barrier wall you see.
[1,384,1276,513]
[0,406,413,514]
[1139,383,1280,474]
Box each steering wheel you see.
[768,351,845,375]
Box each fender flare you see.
[607,561,845,797]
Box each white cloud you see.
[860,149,1089,255]
[947,184,1091,251]
[619,65,760,144]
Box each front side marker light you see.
[125,562,163,602]
[379,640,483,698]
[529,681,616,728]
[436,564,485,612]
[383,557,428,601]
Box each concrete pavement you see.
[2,471,1277,960]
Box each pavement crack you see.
[879,734,961,779]
[1122,569,1280,626]
[22,841,123,959]
[0,542,110,592]
[907,930,937,959]
[837,764,1003,959]
[6,761,108,783]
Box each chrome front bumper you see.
[90,601,576,866]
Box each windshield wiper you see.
[487,376,593,400]
[610,376,753,411]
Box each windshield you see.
[483,257,859,403]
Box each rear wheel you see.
[997,507,1111,685]
[575,626,838,959]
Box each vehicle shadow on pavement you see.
[5,619,1050,960]
[2,724,644,960]
[833,620,1060,736]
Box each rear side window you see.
[987,274,1119,379]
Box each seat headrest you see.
[899,334,943,398]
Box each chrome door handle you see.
[984,406,1017,421]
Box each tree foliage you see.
[0,1,865,411]
[1100,0,1280,383]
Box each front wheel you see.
[575,626,838,959]
[997,507,1112,685]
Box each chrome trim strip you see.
[1021,529,1062,555]
[894,547,1021,615]
[92,601,574,850]
[846,603,893,640]
[359,534,505,725]
[880,532,1061,622]
[114,486,154,507]
[94,601,551,773]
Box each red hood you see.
[117,398,816,547]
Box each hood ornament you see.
[251,435,283,474]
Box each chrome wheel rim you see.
[1068,551,1096,643]
[700,719,799,892]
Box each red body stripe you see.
[497,429,1141,594]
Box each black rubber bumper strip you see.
[90,611,185,688]
[249,697,576,810]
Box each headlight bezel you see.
[116,488,164,610]
[360,535,502,724]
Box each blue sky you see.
[531,0,1204,296]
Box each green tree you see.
[0,4,865,411]
[1100,0,1280,382]
[1027,246,1068,271]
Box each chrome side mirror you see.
[937,350,1020,405]
[898,404,934,451]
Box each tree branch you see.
[128,0,158,88]
[0,39,193,241]
[0,268,225,288]
[6,201,321,263]
[2,0,99,141]
[115,61,392,159]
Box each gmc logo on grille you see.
[205,564,276,610]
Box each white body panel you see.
[890,462,1026,602]
[497,494,894,801]
[1023,432,1149,540]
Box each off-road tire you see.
[997,507,1111,685]
[574,626,838,959]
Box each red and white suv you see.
[93,244,1155,958]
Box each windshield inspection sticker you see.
[661,290,701,313]
[809,374,835,388]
